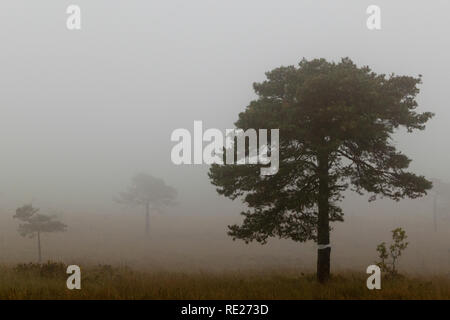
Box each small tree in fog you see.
[14,204,67,263]
[115,173,177,235]
[376,227,409,277]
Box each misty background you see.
[0,1,448,273]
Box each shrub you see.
[376,227,409,277]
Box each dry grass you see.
[0,262,448,300]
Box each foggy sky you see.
[0,0,449,217]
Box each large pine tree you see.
[208,58,433,282]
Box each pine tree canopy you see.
[208,58,433,245]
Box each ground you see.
[0,262,448,299]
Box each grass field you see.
[0,262,448,300]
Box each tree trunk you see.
[317,151,330,283]
[37,230,42,264]
[145,202,150,236]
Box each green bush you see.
[376,228,409,277]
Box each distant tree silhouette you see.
[14,204,67,263]
[430,179,450,231]
[115,173,177,235]
[209,58,433,283]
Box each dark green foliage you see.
[208,58,433,281]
